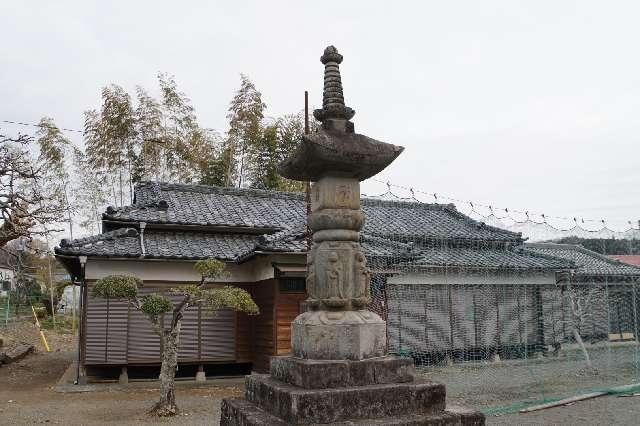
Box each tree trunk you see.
[572,326,592,368]
[151,329,180,416]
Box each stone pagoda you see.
[220,46,485,426]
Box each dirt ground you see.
[2,320,640,425]
[1,320,241,425]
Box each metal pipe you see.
[139,222,147,257]
[75,256,87,385]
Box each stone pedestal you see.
[291,310,386,360]
[220,356,484,425]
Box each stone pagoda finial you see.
[313,45,355,122]
[278,45,403,182]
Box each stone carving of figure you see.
[353,251,372,308]
[325,251,346,308]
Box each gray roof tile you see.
[103,182,521,242]
[526,243,640,277]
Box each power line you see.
[1,119,84,134]
[368,177,638,231]
[1,118,220,135]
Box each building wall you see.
[274,281,306,356]
[385,271,556,357]
[0,267,15,296]
[251,279,276,372]
[84,280,238,366]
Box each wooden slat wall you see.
[200,308,236,360]
[275,289,306,356]
[83,281,238,366]
[251,279,276,373]
[106,298,129,364]
[85,283,108,364]
[235,284,254,363]
[127,286,161,363]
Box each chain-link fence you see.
[365,234,640,414]
[0,293,45,327]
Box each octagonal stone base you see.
[291,310,387,360]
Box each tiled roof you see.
[56,225,568,272]
[608,255,640,266]
[404,245,572,271]
[56,226,423,265]
[60,183,583,271]
[57,228,257,261]
[104,182,305,230]
[103,182,522,243]
[526,243,640,277]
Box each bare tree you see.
[92,259,259,416]
[0,133,65,247]
[562,283,604,369]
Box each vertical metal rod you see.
[5,292,9,326]
[304,91,312,251]
[304,91,309,134]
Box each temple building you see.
[55,181,572,378]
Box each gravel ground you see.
[3,320,640,425]
[0,321,241,425]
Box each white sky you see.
[1,1,639,230]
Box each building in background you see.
[608,255,640,266]
[0,248,17,296]
[527,243,640,343]
[56,181,574,378]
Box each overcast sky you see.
[1,1,639,230]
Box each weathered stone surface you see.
[221,44,485,426]
[291,310,386,360]
[270,355,415,389]
[305,241,372,310]
[244,374,446,424]
[221,397,287,426]
[278,128,404,182]
[221,394,484,426]
[4,344,34,364]
[278,47,403,182]
[311,176,360,212]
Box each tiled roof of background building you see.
[57,228,258,261]
[102,182,522,243]
[526,243,640,277]
[608,255,640,266]
[407,246,573,270]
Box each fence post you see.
[4,292,9,326]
